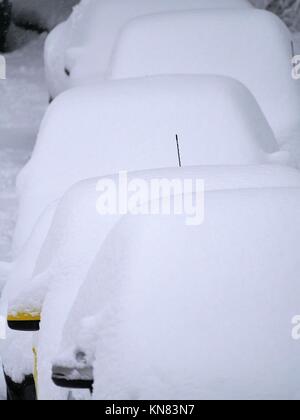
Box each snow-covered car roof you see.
[13,75,282,254]
[110,9,300,142]
[45,0,253,97]
[56,185,300,400]
[8,164,300,399]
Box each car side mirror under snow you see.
[52,364,94,392]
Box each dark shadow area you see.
[0,0,12,52]
[4,371,37,401]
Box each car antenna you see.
[291,40,296,60]
[176,134,182,168]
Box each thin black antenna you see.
[176,134,182,168]
[291,40,296,60]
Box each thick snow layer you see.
[11,0,78,31]
[8,163,300,399]
[110,9,300,144]
[0,331,35,384]
[11,163,300,314]
[44,0,253,97]
[13,75,284,254]
[62,187,300,400]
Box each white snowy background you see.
[0,0,299,399]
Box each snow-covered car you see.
[110,9,300,146]
[3,75,288,399]
[44,0,253,99]
[0,0,11,51]
[51,182,300,400]
[13,75,284,256]
[8,163,300,400]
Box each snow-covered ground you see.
[0,35,48,262]
[0,34,48,398]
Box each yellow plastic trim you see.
[7,312,41,322]
[33,347,38,399]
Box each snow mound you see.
[44,0,253,97]
[110,9,300,143]
[70,187,300,400]
[13,75,281,254]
